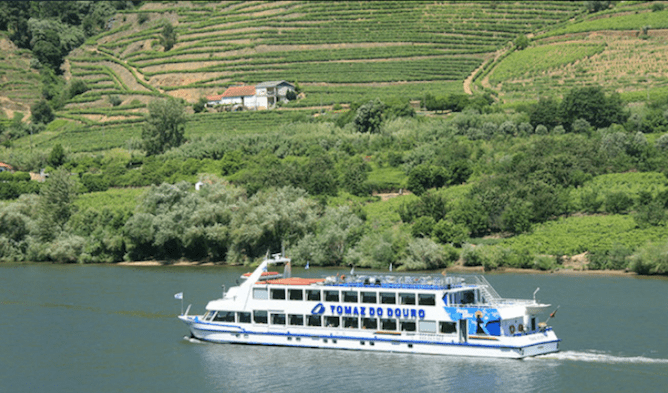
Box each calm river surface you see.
[1,263,667,393]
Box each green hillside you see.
[1,1,668,275]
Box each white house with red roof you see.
[206,81,295,110]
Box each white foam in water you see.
[184,335,204,344]
[535,350,668,364]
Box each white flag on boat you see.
[305,261,310,270]
[174,292,183,300]
[389,263,393,272]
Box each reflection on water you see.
[195,341,559,393]
[1,264,666,393]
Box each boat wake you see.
[183,335,204,344]
[535,350,668,364]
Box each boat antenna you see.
[533,287,540,303]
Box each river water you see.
[1,263,666,393]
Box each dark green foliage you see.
[193,97,207,113]
[411,216,435,238]
[286,90,297,101]
[108,95,122,107]
[528,97,561,129]
[354,99,385,133]
[340,156,370,196]
[160,22,177,51]
[398,191,447,223]
[385,97,415,118]
[68,79,89,97]
[48,144,66,167]
[31,99,55,124]
[81,173,110,193]
[36,168,78,241]
[585,1,611,13]
[514,34,529,50]
[433,219,468,246]
[142,98,187,156]
[605,191,634,214]
[559,85,627,131]
[652,2,665,12]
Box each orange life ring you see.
[518,324,524,332]
[509,325,516,334]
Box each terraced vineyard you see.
[63,1,583,124]
[484,2,668,103]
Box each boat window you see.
[253,288,268,300]
[289,314,304,326]
[460,290,475,305]
[418,293,436,306]
[307,315,322,327]
[531,317,536,331]
[237,312,251,323]
[399,293,416,305]
[324,316,340,328]
[361,291,377,304]
[401,321,416,332]
[324,290,339,302]
[270,288,286,300]
[380,318,397,331]
[213,311,235,322]
[253,310,268,324]
[439,322,457,334]
[343,291,358,303]
[343,317,359,329]
[289,289,303,301]
[271,313,286,325]
[306,289,321,301]
[419,320,436,333]
[380,292,396,304]
[203,311,215,321]
[361,318,378,330]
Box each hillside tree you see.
[141,98,187,156]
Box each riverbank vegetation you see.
[1,1,668,275]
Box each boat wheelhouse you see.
[178,254,560,359]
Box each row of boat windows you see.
[253,288,437,306]
[204,310,457,334]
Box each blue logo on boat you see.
[311,303,325,315]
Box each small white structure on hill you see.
[206,81,295,110]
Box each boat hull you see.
[179,315,559,359]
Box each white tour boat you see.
[178,253,560,359]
